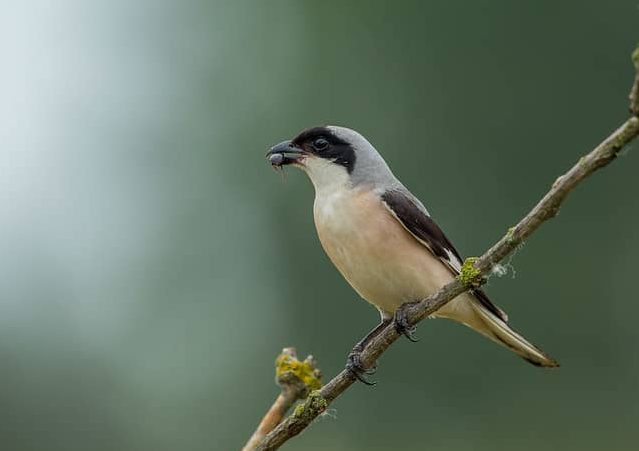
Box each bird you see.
[266,125,558,382]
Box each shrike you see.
[267,126,558,382]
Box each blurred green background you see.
[2,1,638,450]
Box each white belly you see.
[313,188,457,317]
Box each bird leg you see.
[346,319,392,385]
[394,301,420,342]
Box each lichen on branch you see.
[275,350,322,393]
[242,348,322,451]
[292,390,328,419]
[457,257,482,288]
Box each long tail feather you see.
[468,299,559,368]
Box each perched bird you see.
[267,126,558,382]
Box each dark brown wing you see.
[381,189,507,322]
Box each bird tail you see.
[467,297,559,368]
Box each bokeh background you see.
[2,1,639,450]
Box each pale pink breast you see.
[314,189,455,315]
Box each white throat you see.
[302,156,351,199]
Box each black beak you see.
[266,140,305,167]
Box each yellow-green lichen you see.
[293,403,305,418]
[632,43,639,69]
[505,227,516,243]
[292,390,328,420]
[458,257,482,288]
[275,354,322,391]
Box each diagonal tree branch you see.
[254,45,639,451]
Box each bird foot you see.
[394,302,419,342]
[346,347,377,386]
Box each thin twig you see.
[242,391,301,451]
[254,45,639,451]
[630,44,639,116]
[242,348,321,451]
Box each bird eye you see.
[312,137,329,151]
